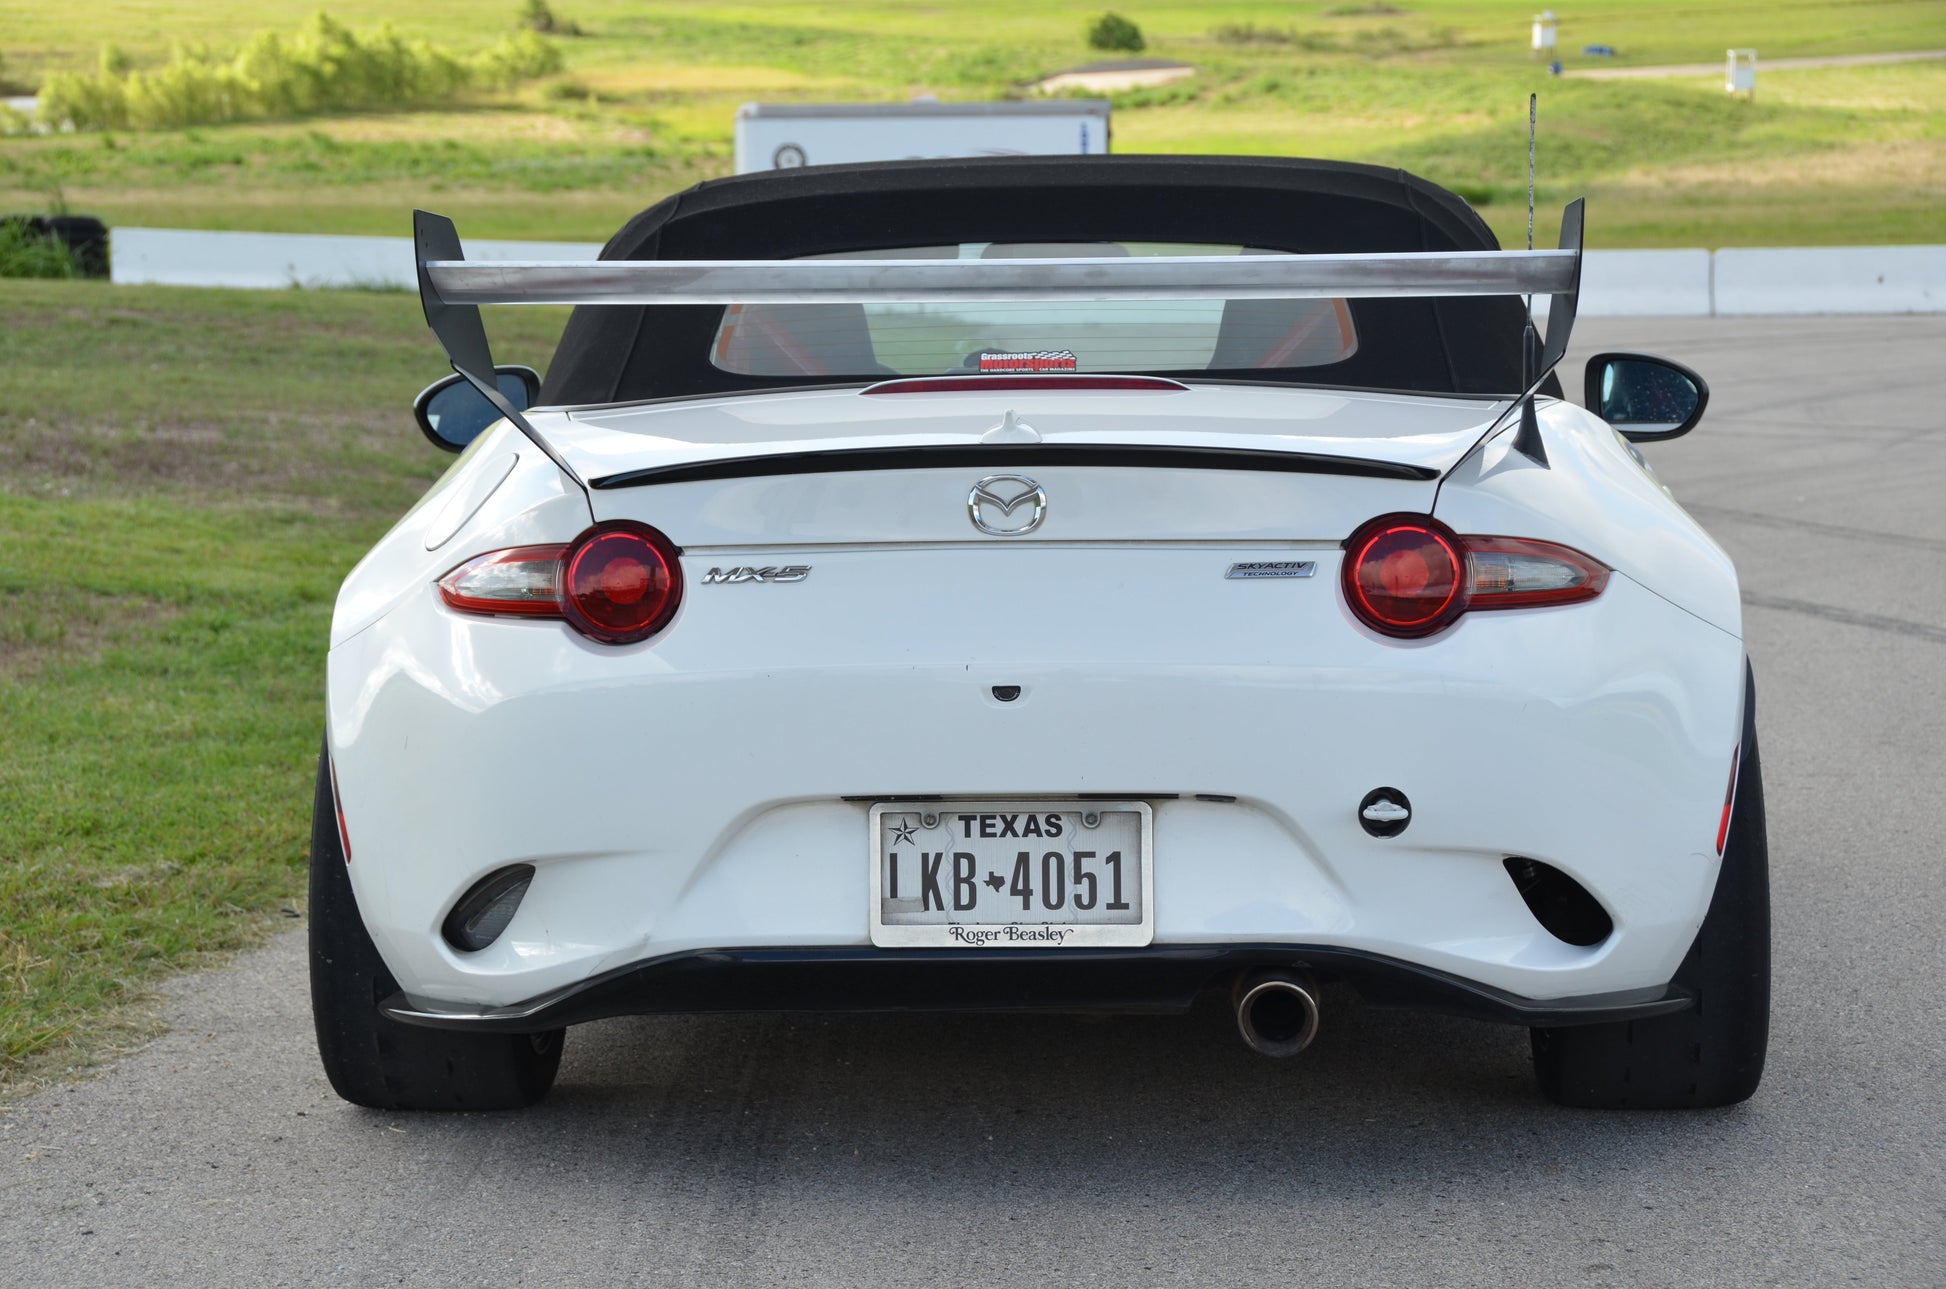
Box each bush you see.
[543,77,595,102]
[520,0,583,37]
[37,14,566,131]
[471,30,567,90]
[1086,13,1145,53]
[1212,24,1294,45]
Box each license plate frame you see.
[868,799,1155,949]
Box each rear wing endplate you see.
[412,201,1585,468]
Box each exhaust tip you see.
[1234,971,1320,1058]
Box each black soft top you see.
[539,155,1529,406]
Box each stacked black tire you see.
[1,215,110,277]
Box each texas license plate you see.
[869,800,1154,948]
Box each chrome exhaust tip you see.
[1234,971,1320,1058]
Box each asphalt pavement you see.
[4,315,1943,1287]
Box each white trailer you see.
[733,100,1111,174]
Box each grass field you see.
[2,0,1943,247]
[0,279,567,1094]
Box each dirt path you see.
[1567,48,1946,79]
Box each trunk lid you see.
[544,383,1504,544]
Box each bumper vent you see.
[1504,857,1613,947]
[442,865,536,953]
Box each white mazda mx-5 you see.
[311,157,1767,1112]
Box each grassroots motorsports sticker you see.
[978,349,1078,373]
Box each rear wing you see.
[412,201,1584,474]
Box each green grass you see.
[0,220,80,277]
[0,279,567,1088]
[2,0,1944,246]
[9,1,1946,83]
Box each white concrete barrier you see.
[109,227,604,290]
[106,227,1946,315]
[1578,249,1714,317]
[1713,245,1946,314]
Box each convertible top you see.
[529,156,1556,406]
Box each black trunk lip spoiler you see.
[587,442,1440,491]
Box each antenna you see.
[1527,93,1537,255]
[1525,93,1537,324]
[1515,93,1547,465]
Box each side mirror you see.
[412,366,541,453]
[1583,352,1708,442]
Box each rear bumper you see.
[379,943,1694,1033]
[328,556,1745,1014]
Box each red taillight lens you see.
[1716,746,1740,854]
[436,523,683,645]
[1342,515,1609,639]
[329,756,353,865]
[1342,516,1465,637]
[437,545,569,617]
[561,522,683,644]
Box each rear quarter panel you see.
[1436,400,1741,638]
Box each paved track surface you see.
[5,316,1944,1287]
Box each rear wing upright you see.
[412,200,1585,469]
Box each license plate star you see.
[984,872,1006,891]
[888,818,918,845]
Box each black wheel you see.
[1531,666,1770,1109]
[309,743,563,1111]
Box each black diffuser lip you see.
[442,864,537,953]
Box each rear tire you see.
[309,743,563,1111]
[1531,667,1770,1109]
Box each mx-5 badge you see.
[702,566,810,584]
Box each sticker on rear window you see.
[978,350,1078,374]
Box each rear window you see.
[709,242,1358,380]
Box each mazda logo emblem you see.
[968,474,1047,536]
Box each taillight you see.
[1343,517,1465,637]
[1341,514,1609,639]
[1463,536,1609,612]
[437,545,568,617]
[1716,746,1740,854]
[561,522,683,644]
[329,755,353,865]
[436,522,683,645]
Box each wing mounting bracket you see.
[414,210,585,491]
[1510,197,1585,466]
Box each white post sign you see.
[1727,49,1758,95]
[1531,10,1558,55]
